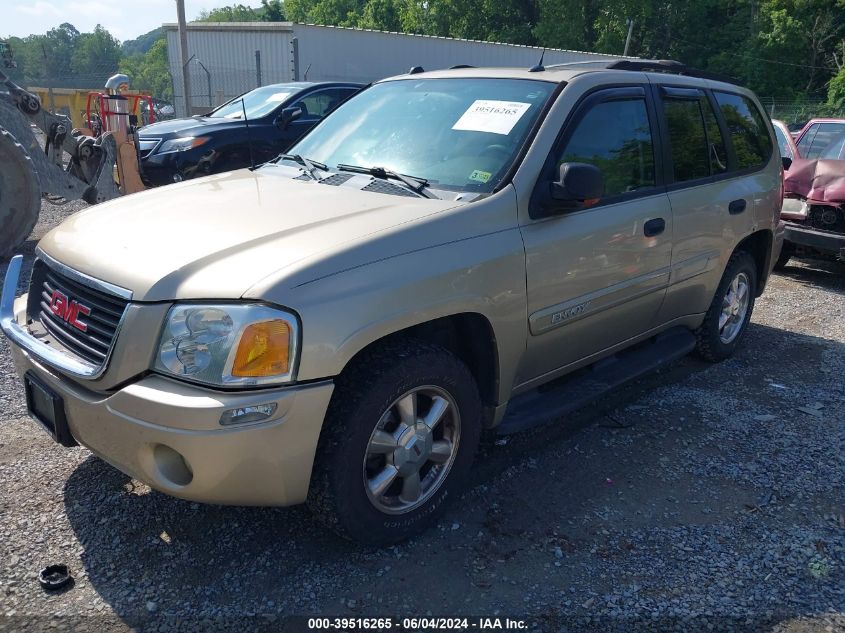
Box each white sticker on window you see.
[452,100,532,135]
[266,92,292,103]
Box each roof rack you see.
[607,59,740,85]
[545,58,740,85]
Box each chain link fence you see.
[172,55,283,117]
[760,97,845,128]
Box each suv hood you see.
[38,169,460,301]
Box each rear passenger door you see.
[655,87,771,322]
[519,87,673,383]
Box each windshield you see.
[209,84,296,119]
[289,78,556,192]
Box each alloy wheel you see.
[719,271,750,344]
[362,385,461,515]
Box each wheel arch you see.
[734,229,773,296]
[335,312,501,426]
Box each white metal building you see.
[164,22,626,116]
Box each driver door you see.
[517,87,673,385]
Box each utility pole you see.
[623,19,635,57]
[176,0,192,116]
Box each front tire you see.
[695,250,757,362]
[307,340,482,545]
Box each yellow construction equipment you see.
[0,47,150,258]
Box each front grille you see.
[26,259,129,367]
[808,205,845,234]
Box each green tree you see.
[119,38,173,100]
[121,27,165,56]
[71,25,121,80]
[359,0,401,31]
[261,0,287,20]
[196,4,263,21]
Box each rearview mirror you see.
[274,106,303,130]
[536,162,604,217]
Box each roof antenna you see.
[529,49,546,72]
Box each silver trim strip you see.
[36,248,133,300]
[0,255,130,380]
[529,267,671,335]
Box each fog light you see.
[219,402,277,426]
[153,444,193,486]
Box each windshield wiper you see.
[276,154,327,180]
[335,164,436,199]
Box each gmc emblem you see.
[49,290,91,333]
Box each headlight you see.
[158,136,210,154]
[154,304,298,387]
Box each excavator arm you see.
[0,68,121,258]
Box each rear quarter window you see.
[714,92,773,170]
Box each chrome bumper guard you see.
[0,255,102,378]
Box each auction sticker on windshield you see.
[452,100,532,135]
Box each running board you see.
[497,328,696,435]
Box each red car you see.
[772,119,800,160]
[794,118,845,159]
[774,118,845,268]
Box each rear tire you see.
[695,251,757,362]
[307,340,482,545]
[0,128,41,260]
[773,242,793,271]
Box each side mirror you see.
[274,106,303,130]
[781,156,792,171]
[537,162,604,217]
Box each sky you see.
[2,0,267,42]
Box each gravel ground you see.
[1,200,843,632]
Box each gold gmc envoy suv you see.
[1,60,784,544]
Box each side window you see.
[820,132,845,160]
[703,100,728,174]
[805,123,845,158]
[714,92,773,169]
[797,124,819,157]
[292,89,343,120]
[773,125,793,159]
[557,98,655,197]
[663,98,709,182]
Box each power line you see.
[671,35,839,72]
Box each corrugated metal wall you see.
[290,24,621,83]
[166,24,294,116]
[165,23,624,116]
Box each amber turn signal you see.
[231,319,290,377]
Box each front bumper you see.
[784,222,845,259]
[2,257,334,506]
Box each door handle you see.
[729,199,747,215]
[643,217,666,237]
